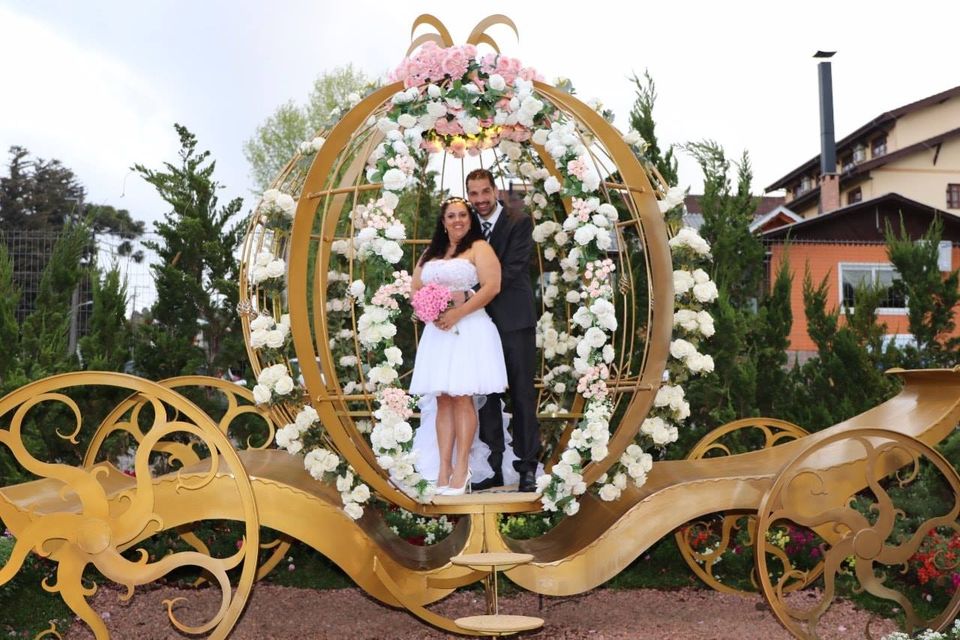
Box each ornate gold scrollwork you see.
[755,428,960,639]
[676,418,815,595]
[82,375,290,584]
[0,373,261,640]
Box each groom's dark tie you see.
[482,220,492,240]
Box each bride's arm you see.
[437,242,500,329]
[411,262,424,296]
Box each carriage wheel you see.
[754,428,960,639]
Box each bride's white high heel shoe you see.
[440,470,472,496]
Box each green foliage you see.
[78,265,130,371]
[0,146,85,231]
[754,256,793,416]
[781,268,899,430]
[17,221,90,380]
[628,70,678,186]
[885,216,960,366]
[133,124,246,379]
[0,241,20,382]
[684,140,763,305]
[244,65,370,190]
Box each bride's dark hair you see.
[418,197,484,264]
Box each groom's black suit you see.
[479,201,540,476]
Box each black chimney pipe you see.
[817,58,836,175]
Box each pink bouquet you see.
[412,282,458,333]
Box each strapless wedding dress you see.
[408,258,517,486]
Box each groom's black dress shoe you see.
[471,471,503,492]
[518,470,537,493]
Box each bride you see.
[408,197,509,496]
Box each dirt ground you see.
[61,583,899,639]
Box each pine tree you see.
[133,124,245,379]
[78,265,130,371]
[0,241,19,384]
[885,216,960,366]
[684,141,764,305]
[17,221,90,379]
[628,71,678,186]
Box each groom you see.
[465,168,540,492]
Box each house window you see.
[948,183,960,209]
[852,144,867,163]
[839,263,907,314]
[798,176,813,194]
[872,135,887,157]
[840,154,854,172]
[847,187,862,205]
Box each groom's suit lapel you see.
[488,204,510,254]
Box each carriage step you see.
[455,614,544,635]
[450,552,534,570]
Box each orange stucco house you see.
[761,73,960,359]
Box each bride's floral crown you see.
[440,196,477,214]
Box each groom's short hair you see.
[465,168,496,190]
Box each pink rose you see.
[448,138,467,158]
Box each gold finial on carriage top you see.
[407,14,520,55]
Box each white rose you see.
[377,454,395,469]
[623,130,642,146]
[351,484,371,503]
[295,406,319,429]
[543,247,557,261]
[397,113,418,128]
[249,314,273,332]
[249,329,269,349]
[265,259,286,279]
[488,73,506,91]
[693,281,719,303]
[385,224,406,240]
[426,100,447,118]
[544,176,561,194]
[382,168,407,191]
[692,268,711,284]
[372,195,396,215]
[602,344,615,363]
[560,449,581,465]
[599,484,621,502]
[379,240,404,264]
[394,421,413,443]
[584,326,607,349]
[343,503,364,520]
[384,346,403,367]
[573,224,598,246]
[349,280,366,299]
[563,500,581,516]
[670,339,697,360]
[252,384,271,404]
[595,228,612,251]
[339,355,358,367]
[426,84,441,99]
[273,375,295,396]
[673,270,695,295]
[531,128,549,146]
[265,329,286,349]
[369,365,399,386]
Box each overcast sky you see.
[2,0,958,229]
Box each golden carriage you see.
[2,16,959,639]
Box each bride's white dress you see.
[408,258,519,486]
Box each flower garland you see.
[244,41,718,520]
